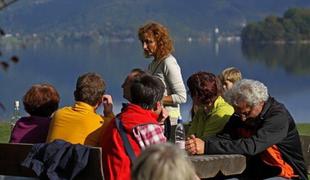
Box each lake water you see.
[1,41,310,123]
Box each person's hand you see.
[102,95,113,117]
[157,107,168,124]
[185,134,205,155]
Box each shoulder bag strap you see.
[115,116,136,163]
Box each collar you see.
[122,103,159,119]
[119,103,159,130]
[207,96,225,115]
[258,96,272,120]
[74,101,96,112]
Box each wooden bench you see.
[0,135,308,179]
[0,143,104,180]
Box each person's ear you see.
[153,101,161,112]
[259,101,265,109]
[94,96,103,109]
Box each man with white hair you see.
[186,79,307,180]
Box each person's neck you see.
[153,57,160,61]
[154,54,169,61]
[93,102,100,110]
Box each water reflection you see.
[242,43,310,75]
[0,41,309,123]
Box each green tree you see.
[261,16,284,41]
[242,8,310,43]
[241,23,263,42]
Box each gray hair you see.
[131,143,197,180]
[224,79,269,107]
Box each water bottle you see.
[10,100,21,130]
[175,117,185,149]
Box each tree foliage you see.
[241,8,310,42]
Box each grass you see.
[296,123,310,136]
[0,122,10,142]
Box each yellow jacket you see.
[47,101,113,146]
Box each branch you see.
[0,0,18,11]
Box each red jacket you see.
[100,104,160,180]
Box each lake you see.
[1,40,310,123]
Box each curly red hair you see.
[138,22,174,60]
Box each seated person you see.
[10,83,60,143]
[122,68,170,138]
[100,74,167,180]
[131,143,199,180]
[122,68,146,102]
[218,66,242,91]
[46,72,114,146]
[185,79,307,180]
[187,71,234,139]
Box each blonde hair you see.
[219,67,242,84]
[132,143,197,180]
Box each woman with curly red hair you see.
[138,22,187,125]
[187,71,234,139]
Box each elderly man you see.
[186,79,307,180]
[47,72,114,146]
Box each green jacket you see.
[188,96,234,139]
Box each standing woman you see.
[138,22,187,125]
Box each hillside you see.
[241,8,310,42]
[1,0,310,39]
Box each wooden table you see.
[189,154,246,179]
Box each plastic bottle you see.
[10,100,21,130]
[174,117,185,149]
